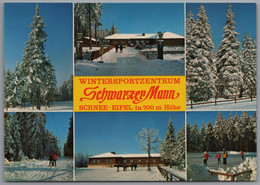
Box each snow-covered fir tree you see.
[4,69,13,109]
[64,116,73,157]
[216,4,243,97]
[160,116,175,167]
[188,111,256,153]
[241,33,256,97]
[186,4,216,102]
[4,112,60,161]
[21,4,51,110]
[173,127,185,170]
[8,62,22,107]
[200,123,206,151]
[43,54,56,108]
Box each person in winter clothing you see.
[52,153,57,166]
[240,150,245,160]
[115,45,118,53]
[222,149,228,164]
[215,152,221,164]
[201,151,212,165]
[120,45,123,53]
[48,153,53,166]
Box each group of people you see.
[201,149,245,166]
[115,45,123,53]
[49,153,58,167]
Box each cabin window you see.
[152,159,156,163]
[146,40,150,44]
[141,40,145,44]
[106,159,108,162]
[145,159,148,163]
[138,160,141,163]
[97,160,100,163]
[130,160,133,163]
[93,160,96,163]
[124,160,127,163]
[110,159,113,162]
[101,160,104,162]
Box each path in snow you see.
[75,167,165,181]
[187,98,256,111]
[4,157,73,181]
[6,101,73,112]
[75,47,184,76]
[188,152,257,171]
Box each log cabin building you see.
[89,152,164,167]
[105,32,184,47]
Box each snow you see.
[73,47,101,53]
[75,47,184,76]
[187,98,256,110]
[164,166,186,180]
[105,32,184,39]
[4,157,73,181]
[75,167,165,181]
[6,101,73,112]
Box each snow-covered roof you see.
[105,32,183,40]
[84,37,97,42]
[89,152,161,159]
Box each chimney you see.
[142,33,145,36]
[111,152,116,154]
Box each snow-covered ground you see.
[141,46,184,52]
[73,47,101,53]
[6,101,73,112]
[187,152,257,181]
[187,98,256,110]
[164,166,186,180]
[75,166,165,181]
[4,157,73,181]
[75,47,184,76]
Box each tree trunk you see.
[88,3,92,49]
[36,88,41,110]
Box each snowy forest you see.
[187,111,256,153]
[160,117,185,170]
[4,112,59,161]
[74,3,118,43]
[4,112,73,162]
[186,4,256,102]
[4,4,72,110]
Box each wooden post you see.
[170,174,172,181]
[190,99,193,109]
[251,94,253,101]
[215,96,217,106]
[45,100,47,110]
[88,3,92,50]
[235,95,236,103]
[231,175,234,181]
[166,173,168,181]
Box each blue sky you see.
[45,112,72,155]
[187,3,256,52]
[101,3,184,36]
[75,112,185,156]
[187,111,256,129]
[4,3,73,86]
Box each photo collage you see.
[3,2,257,182]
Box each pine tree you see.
[216,4,243,97]
[64,116,73,157]
[205,121,214,151]
[213,112,224,150]
[173,127,185,170]
[200,123,206,151]
[43,55,56,108]
[21,4,48,110]
[242,33,256,97]
[4,69,13,109]
[160,116,175,167]
[8,62,22,107]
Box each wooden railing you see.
[208,170,252,181]
[187,95,256,109]
[157,166,185,181]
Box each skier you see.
[215,152,221,164]
[48,153,53,166]
[201,151,211,165]
[240,150,245,160]
[115,45,118,53]
[52,153,57,166]
[222,149,228,165]
[120,45,123,53]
